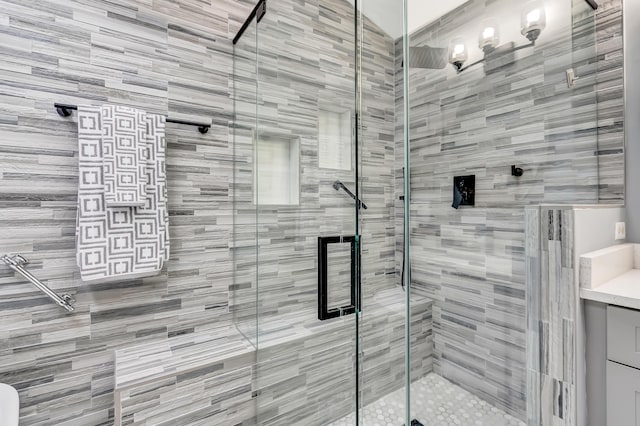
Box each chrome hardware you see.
[1,254,75,312]
[332,181,368,210]
[566,68,580,88]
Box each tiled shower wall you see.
[230,0,398,331]
[0,1,253,424]
[525,207,576,426]
[394,0,624,420]
[0,1,398,425]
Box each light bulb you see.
[478,19,500,53]
[527,9,541,23]
[448,37,468,71]
[521,1,546,42]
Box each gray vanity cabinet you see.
[607,306,640,369]
[606,306,640,425]
[607,361,640,425]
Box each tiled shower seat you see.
[114,288,433,426]
[114,329,256,426]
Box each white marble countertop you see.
[580,269,640,310]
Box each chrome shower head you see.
[403,46,448,69]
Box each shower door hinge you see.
[256,0,266,23]
[585,0,598,10]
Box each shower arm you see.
[332,181,368,210]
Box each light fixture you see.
[449,2,547,74]
[448,37,468,71]
[521,1,546,42]
[478,19,500,54]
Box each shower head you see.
[333,180,343,191]
[403,46,448,69]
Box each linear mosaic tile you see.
[113,289,432,426]
[0,0,414,424]
[393,0,624,421]
[0,1,254,424]
[0,0,626,424]
[526,206,577,426]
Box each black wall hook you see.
[55,103,76,117]
[511,165,524,177]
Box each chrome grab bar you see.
[1,254,75,312]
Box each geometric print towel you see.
[101,105,148,207]
[76,105,170,282]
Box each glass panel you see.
[231,16,258,347]
[253,0,359,424]
[357,0,409,425]
[402,0,601,425]
[234,0,607,425]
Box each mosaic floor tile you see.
[328,373,525,426]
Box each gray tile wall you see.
[0,0,408,424]
[0,1,252,425]
[229,0,399,328]
[0,0,625,424]
[394,0,624,420]
[228,1,415,422]
[113,295,432,426]
[525,206,576,426]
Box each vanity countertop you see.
[580,269,640,310]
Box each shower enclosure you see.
[231,0,611,424]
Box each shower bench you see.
[114,288,433,426]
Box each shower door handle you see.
[317,235,361,321]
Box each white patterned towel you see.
[102,105,148,207]
[76,105,170,282]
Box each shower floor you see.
[327,373,525,426]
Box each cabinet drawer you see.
[606,361,640,426]
[607,306,640,369]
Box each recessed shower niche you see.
[318,110,353,171]
[253,134,300,205]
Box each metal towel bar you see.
[54,103,211,134]
[1,254,75,312]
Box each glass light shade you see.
[478,19,500,52]
[521,1,546,41]
[448,37,468,68]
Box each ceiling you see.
[347,0,469,39]
[407,1,469,36]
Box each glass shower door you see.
[402,0,602,425]
[232,5,259,349]
[252,1,362,425]
[233,0,413,424]
[355,0,413,425]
